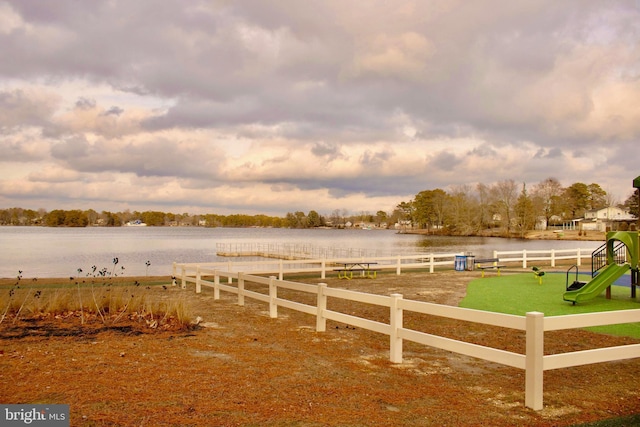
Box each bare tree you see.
[491,179,519,235]
[476,183,492,230]
[329,209,342,227]
[447,184,476,235]
[532,177,563,229]
[604,187,618,208]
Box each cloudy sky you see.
[1,1,639,216]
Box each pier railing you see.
[171,264,640,410]
[215,242,415,259]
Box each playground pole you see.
[635,176,640,229]
[634,176,640,297]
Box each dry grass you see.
[0,276,192,329]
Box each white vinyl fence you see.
[216,244,595,269]
[494,248,594,268]
[172,261,640,410]
[178,247,595,282]
[175,253,462,280]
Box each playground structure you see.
[563,231,639,305]
[532,266,545,284]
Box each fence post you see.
[429,254,434,273]
[390,294,403,363]
[196,266,202,294]
[213,270,220,300]
[525,311,544,410]
[551,249,556,267]
[522,250,527,268]
[237,272,245,306]
[172,262,177,280]
[396,255,402,275]
[279,259,284,280]
[316,283,327,332]
[269,276,277,318]
[181,265,186,289]
[321,258,326,279]
[577,248,582,267]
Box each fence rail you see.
[176,253,463,280]
[493,248,594,268]
[172,261,640,410]
[182,247,596,281]
[215,244,595,269]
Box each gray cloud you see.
[103,106,124,116]
[0,88,58,128]
[430,152,461,171]
[1,0,638,214]
[50,136,90,160]
[75,97,96,110]
[311,142,342,160]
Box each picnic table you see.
[473,257,506,278]
[334,262,379,279]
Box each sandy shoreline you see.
[403,229,607,241]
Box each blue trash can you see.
[455,255,466,271]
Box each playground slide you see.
[563,263,631,304]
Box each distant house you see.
[584,206,634,221]
[537,214,564,230]
[581,206,635,231]
[355,222,376,229]
[394,220,412,230]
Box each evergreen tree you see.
[515,183,536,237]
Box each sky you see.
[1,0,639,217]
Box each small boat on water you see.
[125,220,147,227]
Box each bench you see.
[333,267,380,279]
[473,258,505,277]
[532,266,545,284]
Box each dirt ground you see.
[1,270,639,426]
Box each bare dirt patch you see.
[1,272,639,426]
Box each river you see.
[0,227,603,279]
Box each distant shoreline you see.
[0,224,610,241]
[523,229,606,241]
[401,229,606,242]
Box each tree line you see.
[395,179,638,237]
[1,178,638,232]
[0,209,288,228]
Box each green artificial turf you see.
[459,271,640,339]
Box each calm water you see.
[0,227,602,278]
